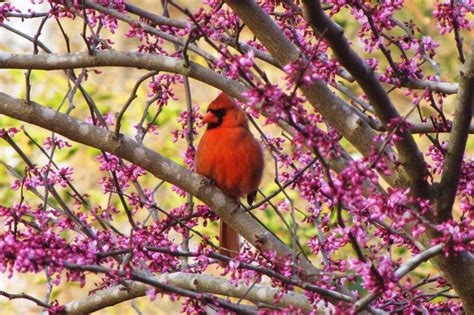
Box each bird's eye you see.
[213,108,226,118]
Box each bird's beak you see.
[202,112,218,124]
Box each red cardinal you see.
[196,93,264,264]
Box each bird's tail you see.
[219,219,240,267]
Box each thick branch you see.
[0,51,246,101]
[0,92,357,305]
[436,45,474,221]
[0,50,365,194]
[125,1,458,94]
[63,264,258,314]
[224,0,410,189]
[301,0,430,197]
[63,272,312,314]
[222,2,474,312]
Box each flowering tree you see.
[0,0,473,313]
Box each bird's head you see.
[203,93,248,130]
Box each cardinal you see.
[196,92,264,265]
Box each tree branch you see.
[221,2,474,312]
[124,2,187,29]
[0,92,361,306]
[58,0,216,63]
[0,50,387,188]
[62,272,312,314]
[354,243,445,311]
[301,0,430,197]
[0,51,246,101]
[370,121,474,134]
[436,44,474,221]
[63,264,259,314]
[399,77,458,95]
[125,1,458,95]
[0,290,51,310]
[224,0,411,189]
[123,1,280,68]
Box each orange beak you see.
[202,111,218,124]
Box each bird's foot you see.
[200,176,216,187]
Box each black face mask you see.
[207,108,226,129]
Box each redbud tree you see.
[0,0,473,313]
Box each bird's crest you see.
[207,92,238,112]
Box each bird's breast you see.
[196,127,264,199]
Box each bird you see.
[195,92,264,265]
